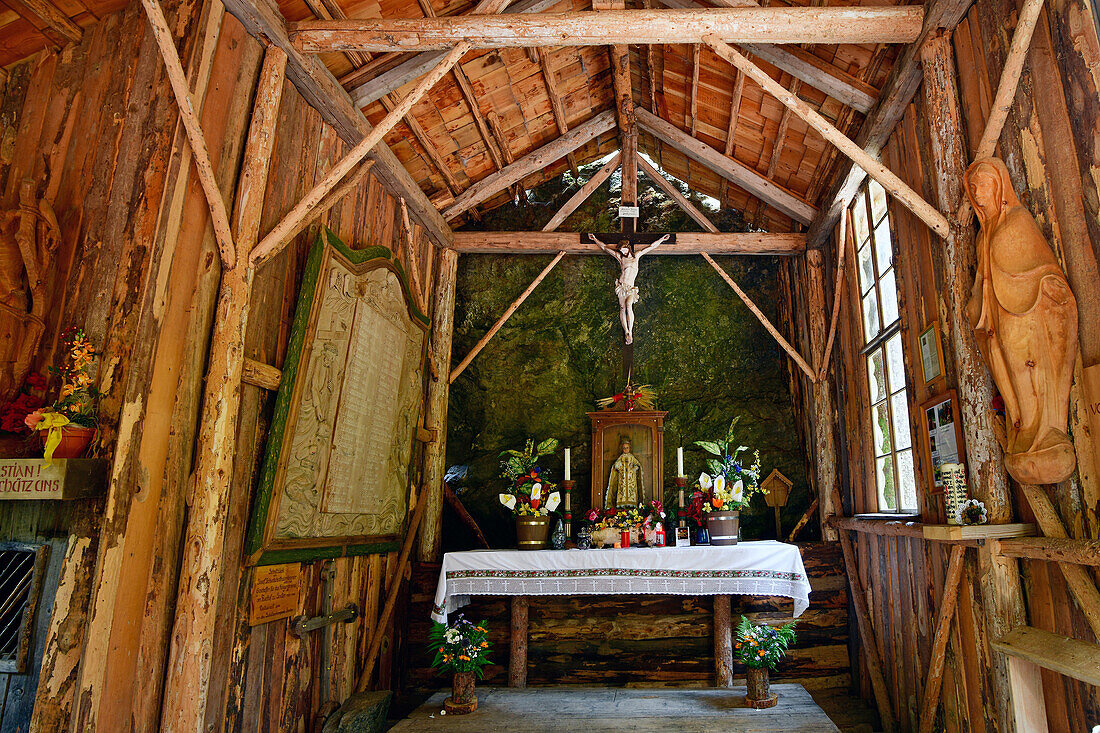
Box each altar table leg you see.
[714,595,733,688]
[509,596,529,688]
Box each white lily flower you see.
[714,475,725,493]
[698,473,713,490]
[499,493,516,510]
[545,491,561,512]
[531,482,542,500]
[731,479,744,503]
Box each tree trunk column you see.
[418,248,459,562]
[713,594,733,687]
[920,31,1037,733]
[806,249,839,540]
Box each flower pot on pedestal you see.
[52,426,95,459]
[444,670,478,714]
[515,516,551,550]
[706,510,740,546]
[745,666,778,708]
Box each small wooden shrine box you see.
[587,410,667,509]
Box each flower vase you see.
[49,426,96,459]
[444,670,478,714]
[706,510,740,546]
[515,516,551,550]
[695,525,711,545]
[745,667,778,708]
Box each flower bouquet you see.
[736,618,797,708]
[690,422,763,545]
[428,615,492,714]
[499,438,561,549]
[23,328,99,461]
[955,498,988,526]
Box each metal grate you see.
[0,543,47,674]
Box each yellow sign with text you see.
[249,563,300,626]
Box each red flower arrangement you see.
[0,374,47,434]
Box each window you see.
[0,543,47,674]
[851,181,917,513]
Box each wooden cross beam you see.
[704,36,950,238]
[290,6,925,52]
[451,230,806,254]
[636,107,817,224]
[442,109,616,219]
[542,152,622,231]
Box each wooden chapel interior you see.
[0,0,1098,727]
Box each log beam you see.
[220,0,453,247]
[804,0,974,248]
[543,152,621,231]
[997,536,1100,565]
[442,109,616,219]
[536,48,580,176]
[452,230,805,254]
[917,544,967,733]
[637,156,717,232]
[637,107,816,224]
[742,43,877,114]
[292,6,926,52]
[714,595,733,688]
[16,0,82,44]
[160,45,287,730]
[704,37,950,238]
[251,42,470,267]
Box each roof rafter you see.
[291,6,926,52]
[451,230,805,254]
[636,106,817,224]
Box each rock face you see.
[444,169,811,550]
[322,690,393,733]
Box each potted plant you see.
[428,615,492,714]
[24,328,99,462]
[499,438,561,550]
[735,618,797,708]
[692,421,764,546]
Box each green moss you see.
[445,162,812,548]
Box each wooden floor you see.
[388,685,842,731]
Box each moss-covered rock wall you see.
[443,161,813,549]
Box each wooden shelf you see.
[992,626,1100,686]
[922,523,1035,542]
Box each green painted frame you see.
[245,227,429,565]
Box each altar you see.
[431,542,811,687]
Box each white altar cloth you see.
[431,541,811,622]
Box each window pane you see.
[897,448,917,512]
[872,400,892,456]
[870,180,888,223]
[886,332,905,390]
[892,391,912,450]
[876,454,896,511]
[874,218,893,275]
[853,199,869,244]
[880,269,899,326]
[868,349,887,402]
[858,244,875,294]
[862,291,881,341]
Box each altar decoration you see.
[736,618,797,709]
[499,437,562,550]
[23,328,99,462]
[586,501,665,547]
[955,498,988,526]
[690,427,763,546]
[596,382,656,412]
[428,615,492,714]
[431,542,812,623]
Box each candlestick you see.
[676,446,684,477]
[564,447,571,481]
[562,479,574,537]
[674,476,688,529]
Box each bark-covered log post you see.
[160,46,287,730]
[920,30,1039,733]
[806,248,840,540]
[419,248,460,562]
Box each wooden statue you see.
[605,436,643,508]
[0,179,61,402]
[963,157,1078,485]
[588,233,669,344]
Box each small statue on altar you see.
[588,233,669,344]
[606,437,644,508]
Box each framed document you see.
[245,229,429,565]
[919,391,965,494]
[918,323,945,384]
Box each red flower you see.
[529,497,540,510]
[24,372,47,391]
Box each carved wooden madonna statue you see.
[963,157,1079,485]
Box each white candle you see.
[564,447,571,481]
[677,446,684,477]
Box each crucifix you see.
[588,233,669,346]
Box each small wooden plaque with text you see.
[249,563,300,626]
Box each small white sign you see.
[618,205,639,218]
[0,460,66,499]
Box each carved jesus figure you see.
[588,233,669,344]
